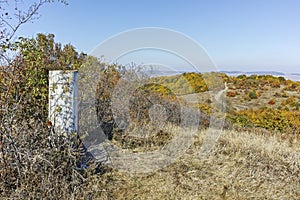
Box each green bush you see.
[248,91,258,99]
[0,34,89,198]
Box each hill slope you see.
[83,128,300,199]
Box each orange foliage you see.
[268,99,276,105]
[227,91,236,97]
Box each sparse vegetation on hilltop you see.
[1,59,300,198]
[1,34,299,199]
[152,72,300,134]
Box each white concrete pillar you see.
[48,70,78,136]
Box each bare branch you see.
[7,1,43,41]
[0,0,68,64]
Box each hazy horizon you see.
[14,0,300,74]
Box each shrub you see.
[94,65,182,140]
[268,99,276,105]
[0,34,91,198]
[228,108,292,132]
[129,83,181,124]
[196,103,212,114]
[278,76,286,83]
[285,82,300,91]
[281,96,296,107]
[227,91,236,97]
[248,91,258,99]
[270,82,280,88]
[256,91,261,97]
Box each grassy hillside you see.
[1,70,299,199]
[152,72,300,134]
[64,128,300,199]
[85,72,300,199]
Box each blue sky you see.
[16,0,300,73]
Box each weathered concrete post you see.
[48,70,78,136]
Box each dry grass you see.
[2,68,299,199]
[181,84,300,111]
[3,124,298,199]
[80,128,300,200]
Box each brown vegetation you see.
[1,55,300,199]
[63,128,300,199]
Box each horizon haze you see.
[14,0,300,74]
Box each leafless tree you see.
[0,0,67,64]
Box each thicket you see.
[227,108,300,133]
[0,34,96,198]
[94,66,183,146]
